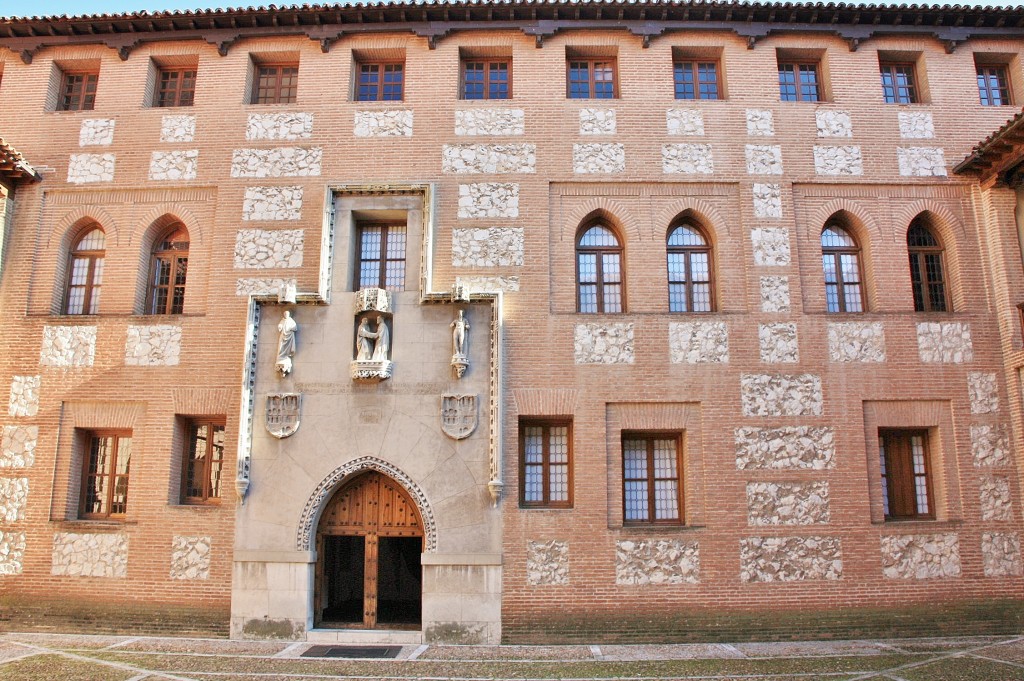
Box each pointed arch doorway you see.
[315,471,424,628]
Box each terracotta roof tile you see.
[0,138,42,186]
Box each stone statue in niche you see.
[276,310,297,377]
[450,309,470,378]
[352,313,392,381]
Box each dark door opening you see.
[377,537,422,625]
[321,536,364,624]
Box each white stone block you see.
[668,321,729,364]
[815,109,853,138]
[0,477,28,523]
[246,112,313,140]
[579,108,616,135]
[746,109,775,136]
[527,540,568,586]
[971,424,1011,468]
[740,536,842,582]
[666,109,704,136]
[747,481,830,526]
[234,229,304,269]
[760,276,791,313]
[170,535,212,580]
[898,111,934,139]
[230,147,322,178]
[235,277,297,297]
[51,532,128,578]
[160,115,195,143]
[735,426,836,470]
[242,186,303,221]
[740,374,823,417]
[916,322,973,363]
[125,325,182,366]
[0,531,25,575]
[8,376,40,418]
[745,145,783,175]
[149,150,198,181]
[752,183,782,218]
[39,325,96,367]
[574,323,634,364]
[353,110,413,137]
[828,322,886,363]
[813,145,863,176]
[0,426,37,468]
[442,144,535,174]
[454,109,524,136]
[79,119,115,146]
[968,372,999,414]
[573,143,625,174]
[662,143,713,174]
[980,475,1013,522]
[751,228,791,267]
[983,532,1022,577]
[453,275,520,293]
[759,323,799,363]
[452,227,524,267]
[457,183,519,219]
[898,147,947,176]
[67,153,115,184]
[880,534,960,579]
[616,539,699,585]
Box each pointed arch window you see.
[576,223,623,313]
[65,225,105,315]
[821,224,864,313]
[148,224,189,315]
[907,219,948,313]
[667,222,713,312]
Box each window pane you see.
[579,225,619,248]
[578,253,597,284]
[653,480,680,520]
[911,435,929,515]
[821,226,855,248]
[624,481,648,521]
[668,225,706,247]
[674,62,696,99]
[623,440,647,480]
[778,64,798,101]
[463,61,484,99]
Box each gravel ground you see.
[0,632,1021,680]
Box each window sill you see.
[54,518,137,529]
[172,502,224,509]
[873,518,962,530]
[612,524,705,533]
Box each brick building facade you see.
[1,0,1024,643]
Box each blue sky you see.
[5,0,1024,19]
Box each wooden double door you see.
[315,471,424,628]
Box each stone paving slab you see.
[733,640,894,657]
[969,639,1024,664]
[417,644,594,660]
[3,632,134,649]
[599,643,745,660]
[109,637,291,656]
[877,635,1011,653]
[0,640,36,662]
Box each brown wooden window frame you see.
[907,220,949,313]
[355,222,407,291]
[977,63,1013,106]
[64,225,105,315]
[519,419,573,509]
[461,58,512,100]
[79,430,132,520]
[155,67,197,108]
[567,58,618,99]
[879,429,935,521]
[821,224,865,313]
[622,431,684,526]
[356,61,405,102]
[667,222,714,313]
[673,60,721,100]
[181,417,226,505]
[777,61,821,102]
[879,61,919,104]
[147,224,189,315]
[59,70,99,111]
[252,62,299,105]
[576,223,625,314]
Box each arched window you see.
[148,224,189,315]
[821,224,864,313]
[64,225,105,315]
[576,223,623,313]
[667,222,713,312]
[907,219,948,312]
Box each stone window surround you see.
[605,402,706,531]
[863,400,961,525]
[333,191,423,294]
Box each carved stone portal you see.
[265,393,301,438]
[441,394,477,440]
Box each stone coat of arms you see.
[265,393,301,438]
[441,394,477,440]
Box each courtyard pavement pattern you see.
[3,632,1024,680]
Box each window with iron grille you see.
[252,63,298,104]
[907,219,948,313]
[778,61,820,102]
[356,223,406,291]
[977,63,1012,106]
[80,431,132,519]
[182,418,226,504]
[622,433,683,525]
[667,223,713,312]
[59,71,99,111]
[357,62,404,101]
[519,419,572,508]
[674,60,720,100]
[879,429,934,520]
[65,225,105,315]
[821,224,865,313]
[576,223,623,313]
[462,58,510,100]
[567,59,617,99]
[879,61,918,104]
[148,225,189,315]
[156,67,196,107]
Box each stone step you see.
[305,628,423,645]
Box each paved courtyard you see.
[2,632,1024,680]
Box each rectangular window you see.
[156,67,196,107]
[252,63,298,104]
[778,62,820,102]
[462,59,511,100]
[357,62,404,101]
[519,420,572,508]
[674,61,720,100]
[880,61,918,104]
[622,433,682,525]
[356,223,406,291]
[182,418,225,504]
[879,429,934,520]
[978,64,1012,106]
[567,59,617,99]
[59,71,99,111]
[80,432,131,519]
